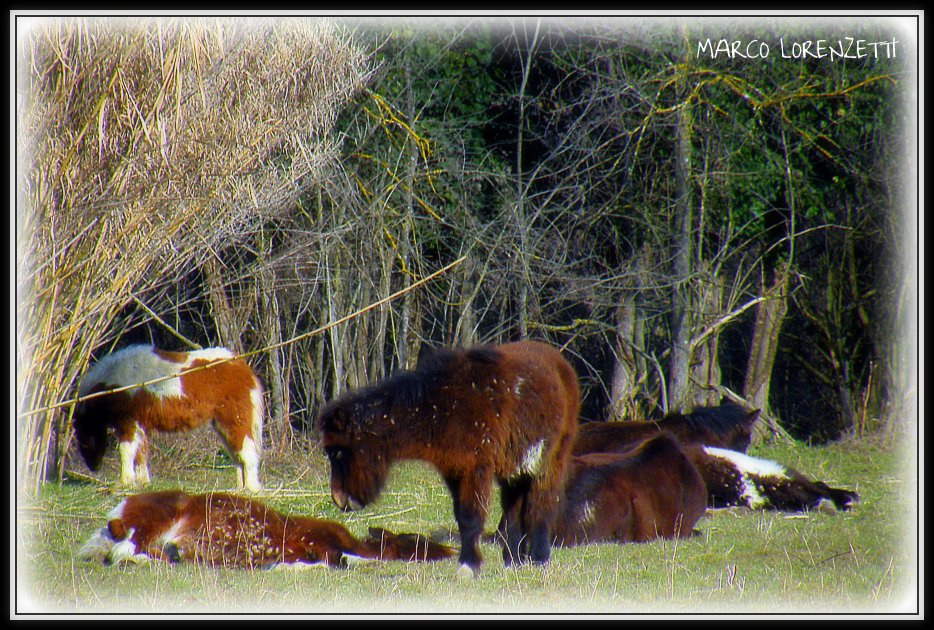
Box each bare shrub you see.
[17,16,370,492]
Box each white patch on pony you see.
[578,501,596,525]
[704,446,787,478]
[738,473,767,508]
[78,528,115,562]
[238,435,262,492]
[513,377,526,398]
[80,345,234,401]
[250,384,265,453]
[155,517,188,547]
[455,563,476,578]
[80,345,185,400]
[341,554,375,567]
[119,426,145,485]
[269,560,329,571]
[183,348,235,364]
[108,527,143,564]
[107,499,128,521]
[516,439,546,477]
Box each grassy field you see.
[14,431,918,617]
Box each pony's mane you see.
[664,403,754,435]
[328,345,503,425]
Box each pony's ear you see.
[108,518,128,541]
[746,409,762,423]
[322,405,348,433]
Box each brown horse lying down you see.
[549,433,708,546]
[572,422,858,513]
[572,402,760,455]
[472,432,707,549]
[79,490,456,569]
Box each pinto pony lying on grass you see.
[317,340,580,576]
[681,445,859,512]
[78,490,456,569]
[73,345,265,491]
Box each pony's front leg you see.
[445,472,491,577]
[118,425,147,487]
[498,478,530,566]
[134,432,150,485]
[522,478,564,565]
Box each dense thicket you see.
[17,16,916,492]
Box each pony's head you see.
[719,409,759,452]
[316,399,391,512]
[73,402,108,471]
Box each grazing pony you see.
[572,402,759,456]
[316,340,580,577]
[549,433,708,547]
[681,445,859,512]
[73,345,264,491]
[78,490,456,569]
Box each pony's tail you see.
[250,377,265,456]
[362,527,458,562]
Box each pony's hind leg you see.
[118,425,147,487]
[213,422,262,492]
[236,435,262,492]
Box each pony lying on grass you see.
[317,340,580,577]
[73,345,264,491]
[572,402,760,455]
[549,433,708,546]
[572,420,858,513]
[681,445,859,512]
[78,490,456,569]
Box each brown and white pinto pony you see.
[73,345,264,491]
[317,340,580,577]
[549,433,708,547]
[78,490,456,569]
[681,445,859,512]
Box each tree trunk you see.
[257,261,290,450]
[690,275,724,408]
[668,77,694,413]
[203,258,245,353]
[744,265,790,443]
[608,291,638,421]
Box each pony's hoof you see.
[455,563,477,578]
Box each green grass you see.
[15,435,918,616]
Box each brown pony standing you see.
[316,340,580,577]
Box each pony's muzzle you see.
[331,489,362,512]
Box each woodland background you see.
[16,16,918,494]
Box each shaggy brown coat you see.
[316,340,580,575]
